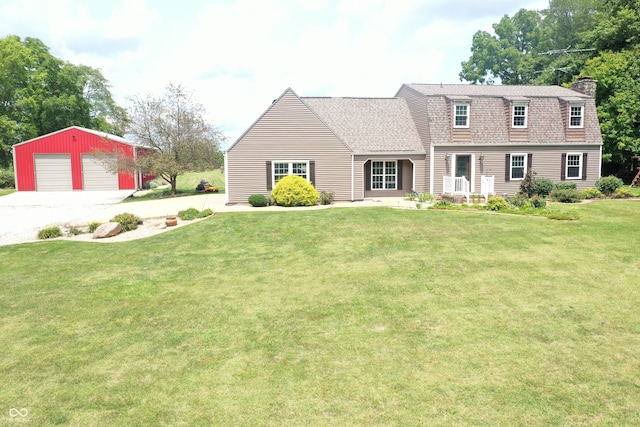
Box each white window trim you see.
[510,153,528,181]
[371,160,397,190]
[454,102,470,129]
[569,103,584,128]
[512,102,528,128]
[272,160,310,185]
[565,153,583,180]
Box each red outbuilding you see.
[12,126,155,191]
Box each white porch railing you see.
[443,176,470,203]
[443,175,495,202]
[480,175,495,201]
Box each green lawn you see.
[0,188,15,197]
[126,169,224,202]
[1,201,639,426]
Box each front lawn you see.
[1,201,639,425]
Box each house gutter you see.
[224,151,229,205]
[351,154,355,202]
[429,144,434,194]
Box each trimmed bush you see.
[534,178,554,197]
[271,175,319,207]
[486,196,509,211]
[554,182,577,191]
[596,175,624,196]
[178,208,200,220]
[248,194,269,207]
[318,190,335,205]
[551,188,582,203]
[613,187,633,199]
[110,213,140,232]
[581,187,603,199]
[198,208,214,218]
[38,226,62,240]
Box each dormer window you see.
[569,103,584,128]
[454,103,469,128]
[512,102,528,128]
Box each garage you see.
[12,126,155,192]
[34,154,73,191]
[82,154,118,191]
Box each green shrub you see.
[110,213,140,232]
[519,169,537,198]
[178,208,200,220]
[418,192,435,203]
[430,200,456,209]
[38,226,62,240]
[248,194,269,207]
[271,175,319,207]
[596,175,624,196]
[534,178,554,197]
[87,221,103,233]
[581,187,603,199]
[530,195,546,208]
[405,192,417,201]
[613,187,633,199]
[508,193,527,208]
[198,208,214,218]
[554,182,577,191]
[0,168,15,188]
[68,227,82,236]
[551,188,582,203]
[318,190,335,205]
[487,196,509,211]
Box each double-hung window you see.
[273,161,308,184]
[569,104,584,128]
[371,160,397,190]
[566,153,582,179]
[454,103,469,128]
[510,154,527,180]
[512,103,528,128]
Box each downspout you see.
[351,154,354,202]
[598,145,602,178]
[224,151,229,205]
[429,145,434,194]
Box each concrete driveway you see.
[0,190,135,246]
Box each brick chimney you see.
[572,76,597,97]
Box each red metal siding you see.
[14,127,136,191]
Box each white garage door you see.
[34,154,73,191]
[82,155,118,191]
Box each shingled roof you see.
[301,97,425,154]
[404,83,590,99]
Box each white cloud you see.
[0,0,555,143]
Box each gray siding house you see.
[225,79,602,204]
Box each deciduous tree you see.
[126,84,225,195]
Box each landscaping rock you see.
[93,222,122,239]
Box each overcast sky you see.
[1,0,548,145]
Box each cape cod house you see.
[225,78,602,204]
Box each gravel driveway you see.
[0,191,135,246]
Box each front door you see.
[456,155,471,180]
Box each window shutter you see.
[309,161,316,185]
[582,153,588,180]
[505,154,511,181]
[561,153,567,181]
[365,161,371,191]
[266,161,272,190]
[397,160,403,190]
[527,153,533,171]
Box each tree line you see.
[0,35,224,193]
[460,0,640,173]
